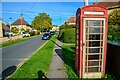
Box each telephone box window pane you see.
[89,48,100,53]
[85,68,87,72]
[86,41,89,47]
[100,35,103,40]
[86,34,89,40]
[89,20,101,26]
[86,48,88,53]
[86,28,88,33]
[88,61,99,66]
[88,55,99,60]
[89,34,100,40]
[100,54,102,59]
[100,67,101,72]
[86,55,87,60]
[86,20,88,26]
[89,28,100,33]
[101,41,103,46]
[89,41,100,47]
[85,61,87,66]
[100,61,102,65]
[101,28,103,33]
[88,67,99,72]
[102,20,104,26]
[101,48,103,53]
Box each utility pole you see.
[60,17,61,26]
[84,0,88,6]
[9,18,12,41]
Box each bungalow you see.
[11,16,32,33]
[65,16,76,25]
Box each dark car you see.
[42,33,51,40]
[50,31,56,35]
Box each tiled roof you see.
[11,17,30,25]
[66,16,76,23]
[94,2,120,9]
[2,23,10,31]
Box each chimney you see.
[0,18,3,37]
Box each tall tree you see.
[108,9,120,25]
[31,13,52,31]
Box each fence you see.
[106,40,120,76]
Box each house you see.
[51,25,59,31]
[65,16,76,25]
[2,23,10,36]
[0,18,11,37]
[0,18,3,37]
[11,16,32,33]
[93,1,120,14]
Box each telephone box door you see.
[82,18,106,78]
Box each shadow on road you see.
[1,66,16,79]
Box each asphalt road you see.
[0,35,46,78]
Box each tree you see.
[59,24,76,30]
[108,9,120,25]
[31,13,52,31]
[108,9,120,42]
[11,27,18,33]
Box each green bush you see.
[108,9,120,25]
[59,24,76,30]
[29,31,35,36]
[108,25,120,42]
[58,29,65,39]
[59,28,75,43]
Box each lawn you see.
[62,45,118,80]
[62,45,78,80]
[9,35,56,78]
[0,37,32,48]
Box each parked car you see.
[6,32,14,36]
[22,32,30,37]
[50,31,56,35]
[42,33,51,40]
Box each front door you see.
[82,18,106,78]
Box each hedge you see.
[59,28,75,43]
[108,25,120,42]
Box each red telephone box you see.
[75,5,108,79]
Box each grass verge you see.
[0,37,33,48]
[9,35,56,78]
[62,45,118,80]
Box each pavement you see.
[1,35,46,78]
[46,39,68,79]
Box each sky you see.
[1,2,94,26]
